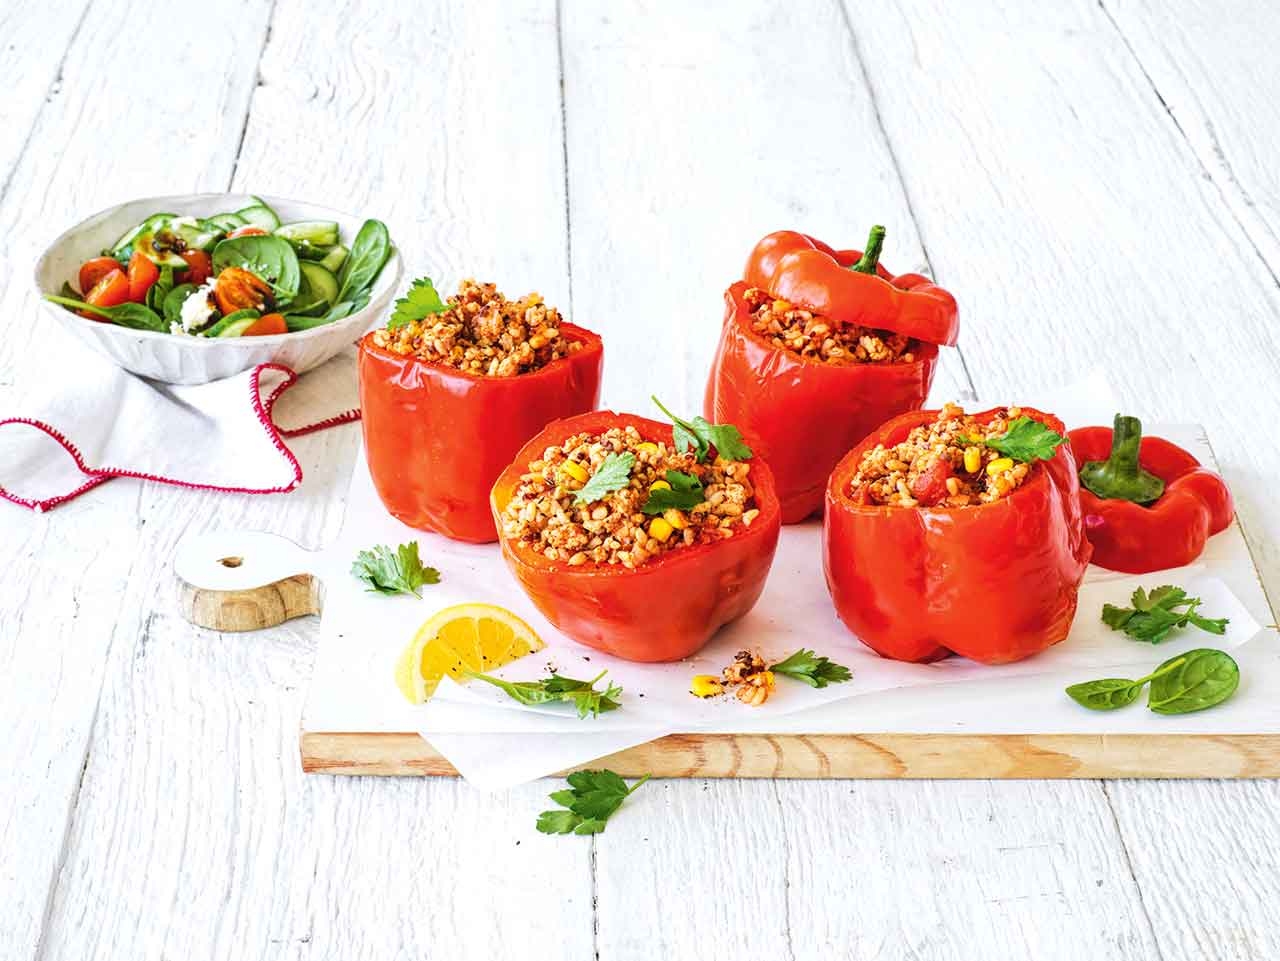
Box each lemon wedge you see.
[394,603,544,703]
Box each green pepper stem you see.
[1079,413,1167,505]
[851,225,886,274]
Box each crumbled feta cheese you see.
[179,279,218,333]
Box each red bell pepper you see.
[823,407,1091,664]
[1068,415,1233,574]
[706,226,952,524]
[359,326,604,544]
[490,410,782,662]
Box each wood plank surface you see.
[302,731,1280,779]
[0,0,1278,958]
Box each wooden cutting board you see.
[176,427,1280,779]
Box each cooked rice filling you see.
[849,404,1034,507]
[372,279,581,376]
[500,426,760,569]
[744,287,917,365]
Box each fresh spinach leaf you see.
[44,294,167,332]
[1147,648,1240,715]
[211,235,300,306]
[1064,678,1144,711]
[335,219,392,308]
[148,265,176,312]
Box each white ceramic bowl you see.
[34,193,403,385]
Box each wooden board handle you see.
[173,530,324,632]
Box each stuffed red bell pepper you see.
[1069,414,1234,573]
[824,404,1091,664]
[705,227,958,524]
[360,278,603,543]
[490,404,781,662]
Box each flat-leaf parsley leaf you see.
[536,769,651,835]
[350,542,440,597]
[642,470,705,514]
[770,648,853,688]
[1101,583,1228,644]
[961,416,1066,463]
[651,396,753,463]
[387,276,449,330]
[468,669,623,718]
[575,452,635,504]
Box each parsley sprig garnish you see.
[1102,584,1228,643]
[575,452,635,504]
[651,396,753,463]
[770,649,853,688]
[468,669,623,718]
[387,277,449,330]
[537,769,651,835]
[350,542,440,597]
[642,470,705,514]
[961,416,1065,463]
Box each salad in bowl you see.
[35,194,402,384]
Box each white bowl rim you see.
[33,192,403,349]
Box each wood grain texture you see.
[178,574,322,632]
[2,0,1280,958]
[31,2,597,959]
[302,731,1280,779]
[848,0,1280,607]
[0,2,271,958]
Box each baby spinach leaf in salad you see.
[211,235,300,306]
[43,295,167,332]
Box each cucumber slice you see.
[109,212,176,260]
[236,203,281,232]
[203,308,261,337]
[132,232,189,269]
[275,220,340,248]
[317,244,348,273]
[206,212,246,232]
[160,217,223,252]
[297,261,339,306]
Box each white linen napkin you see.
[0,335,360,511]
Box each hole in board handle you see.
[218,556,244,569]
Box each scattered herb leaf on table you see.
[537,769,651,836]
[468,669,623,719]
[1101,584,1228,643]
[351,542,440,597]
[770,648,853,688]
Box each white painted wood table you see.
[2,1,1278,958]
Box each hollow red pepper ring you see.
[743,230,959,346]
[823,407,1091,664]
[490,410,782,662]
[1068,427,1234,574]
[359,325,603,544]
[705,281,939,524]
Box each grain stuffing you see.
[372,279,580,376]
[744,286,917,365]
[848,404,1034,508]
[500,425,760,569]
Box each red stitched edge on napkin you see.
[0,363,360,512]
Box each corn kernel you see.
[690,674,724,698]
[987,457,1014,476]
[648,517,674,542]
[649,479,672,492]
[772,299,792,313]
[963,446,982,474]
[663,509,688,530]
[561,460,589,483]
[636,442,659,455]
